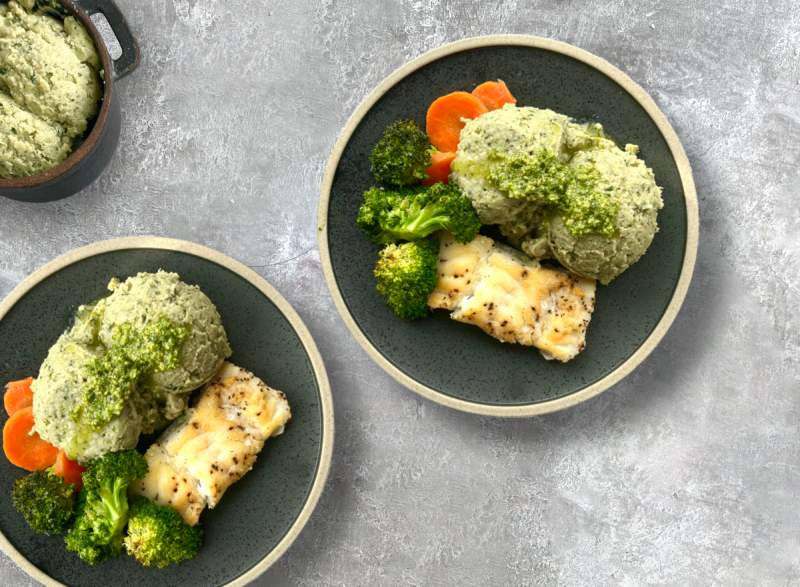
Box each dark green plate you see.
[0,238,334,587]
[318,35,698,417]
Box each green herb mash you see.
[32,272,232,463]
[451,105,663,284]
[74,316,189,430]
[486,148,618,239]
[0,0,103,178]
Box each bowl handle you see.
[72,0,141,80]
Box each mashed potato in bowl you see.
[0,0,103,178]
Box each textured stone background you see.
[1,0,799,585]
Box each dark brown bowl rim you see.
[0,0,114,189]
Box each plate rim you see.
[317,34,699,417]
[0,236,335,587]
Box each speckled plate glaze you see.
[0,238,334,587]
[318,35,698,417]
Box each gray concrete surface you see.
[1,0,799,585]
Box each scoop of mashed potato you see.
[451,105,664,284]
[0,1,102,178]
[0,92,73,177]
[451,106,574,228]
[95,272,233,416]
[543,144,663,284]
[31,325,142,462]
[32,272,232,463]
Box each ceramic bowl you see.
[318,35,699,417]
[0,237,334,587]
[0,0,139,203]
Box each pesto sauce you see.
[71,315,188,430]
[486,148,618,238]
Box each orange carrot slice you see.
[4,377,34,417]
[426,92,488,152]
[54,450,86,492]
[421,151,457,186]
[3,407,60,471]
[472,80,516,111]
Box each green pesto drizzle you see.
[486,148,619,238]
[71,315,188,430]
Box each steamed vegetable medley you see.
[4,381,201,567]
[357,120,482,318]
[357,79,663,324]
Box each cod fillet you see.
[129,362,291,525]
[429,232,596,362]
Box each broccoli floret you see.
[65,450,148,566]
[370,120,435,187]
[124,496,203,568]
[11,468,77,535]
[356,182,481,245]
[374,239,439,320]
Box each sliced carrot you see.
[421,151,457,186]
[54,450,86,492]
[471,80,516,111]
[4,377,34,417]
[3,407,60,471]
[426,91,489,153]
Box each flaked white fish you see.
[429,232,596,362]
[129,362,291,525]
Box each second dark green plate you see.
[318,35,698,417]
[0,238,333,587]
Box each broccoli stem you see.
[400,203,448,235]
